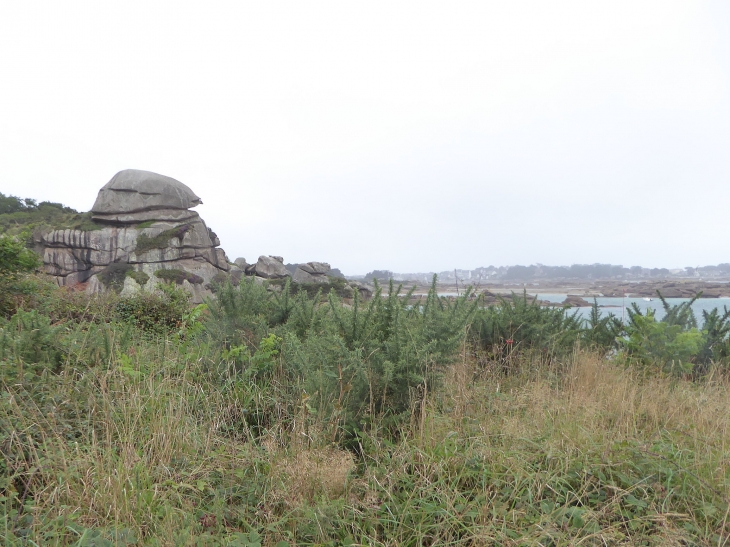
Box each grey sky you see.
[1,1,728,275]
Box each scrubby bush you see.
[115,283,191,335]
[154,268,203,285]
[470,290,584,365]
[580,297,623,353]
[2,274,730,545]
[127,270,149,286]
[621,291,730,375]
[0,234,41,316]
[97,262,132,291]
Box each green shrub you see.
[0,309,64,372]
[582,298,623,352]
[620,292,730,375]
[470,290,583,364]
[0,233,41,316]
[127,270,149,286]
[293,276,350,298]
[115,283,191,335]
[0,207,101,238]
[323,277,477,432]
[97,263,132,291]
[622,309,703,374]
[154,268,203,285]
[135,224,191,253]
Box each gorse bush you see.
[621,291,730,375]
[470,291,585,364]
[115,283,192,335]
[2,261,730,544]
[0,234,41,317]
[207,276,477,440]
[324,278,477,430]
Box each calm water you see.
[422,292,730,327]
[531,294,730,326]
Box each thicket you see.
[1,249,729,545]
[0,193,100,237]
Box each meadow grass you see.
[2,339,728,546]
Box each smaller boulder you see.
[563,295,592,307]
[300,262,331,275]
[254,255,291,279]
[348,281,374,299]
[293,267,329,285]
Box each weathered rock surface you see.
[253,255,291,279]
[291,262,331,284]
[563,295,592,307]
[37,169,229,302]
[348,281,374,299]
[300,261,331,275]
[92,169,202,215]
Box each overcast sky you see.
[1,2,729,275]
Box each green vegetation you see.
[0,234,41,317]
[136,224,191,253]
[98,262,133,291]
[0,192,101,236]
[265,276,351,299]
[1,260,730,544]
[155,268,204,285]
[128,270,150,286]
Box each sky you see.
[1,1,729,275]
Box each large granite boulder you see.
[292,262,331,284]
[37,169,229,302]
[92,169,202,215]
[253,255,290,279]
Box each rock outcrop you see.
[36,169,229,302]
[562,295,593,307]
[292,262,331,284]
[252,255,291,279]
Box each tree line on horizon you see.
[362,262,730,282]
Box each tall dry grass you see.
[3,347,729,545]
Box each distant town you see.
[353,263,730,284]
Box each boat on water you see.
[643,297,653,302]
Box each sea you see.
[431,292,730,327]
[530,294,730,326]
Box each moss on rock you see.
[154,268,204,285]
[135,224,191,253]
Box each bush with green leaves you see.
[114,283,192,335]
[470,290,584,363]
[97,262,133,291]
[127,270,149,286]
[621,292,730,375]
[207,276,477,439]
[154,268,204,285]
[0,234,41,316]
[582,298,623,352]
[326,278,477,429]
